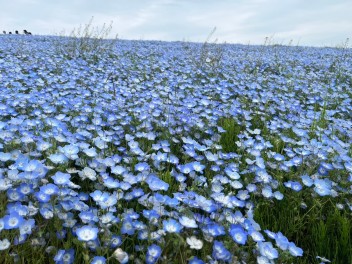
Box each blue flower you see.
[146,175,169,191]
[0,238,10,250]
[135,162,150,172]
[19,219,35,235]
[79,211,98,224]
[3,212,25,230]
[258,242,279,260]
[48,153,68,164]
[284,181,302,192]
[108,235,122,248]
[179,215,198,228]
[91,256,106,264]
[212,240,232,262]
[301,175,314,187]
[76,225,99,241]
[288,242,303,257]
[314,178,332,196]
[202,223,226,237]
[40,183,59,196]
[275,232,289,250]
[121,220,135,235]
[51,171,71,185]
[163,219,183,233]
[60,144,79,160]
[229,224,247,245]
[224,164,240,179]
[54,248,75,264]
[248,228,265,242]
[146,244,162,264]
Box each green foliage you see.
[53,17,118,61]
[254,192,352,264]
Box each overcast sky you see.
[1,0,351,47]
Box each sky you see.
[0,0,351,47]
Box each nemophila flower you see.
[40,206,54,219]
[7,202,28,216]
[255,168,272,184]
[288,242,303,257]
[178,163,194,174]
[91,256,106,264]
[146,244,162,264]
[102,177,119,189]
[0,178,12,191]
[262,186,273,198]
[100,212,119,225]
[345,162,352,173]
[314,178,332,196]
[121,220,135,235]
[237,190,250,200]
[229,224,247,245]
[291,156,302,166]
[264,229,277,239]
[143,209,160,223]
[79,211,99,224]
[224,164,240,180]
[111,165,127,175]
[205,151,219,162]
[186,236,204,250]
[0,238,10,250]
[191,161,205,173]
[275,232,289,250]
[51,171,71,185]
[0,152,12,162]
[83,147,98,157]
[273,153,285,161]
[48,153,68,164]
[18,183,34,196]
[78,167,97,181]
[257,256,271,264]
[36,140,52,151]
[146,174,169,191]
[19,218,35,235]
[23,160,42,172]
[3,212,25,230]
[112,248,129,264]
[202,223,226,237]
[258,242,279,260]
[163,218,183,233]
[60,144,79,160]
[14,234,27,245]
[54,248,75,264]
[212,240,232,262]
[40,183,59,196]
[108,235,122,248]
[248,228,265,242]
[301,174,314,187]
[7,188,24,201]
[284,181,302,192]
[189,256,205,264]
[56,230,67,240]
[317,163,330,176]
[179,215,198,228]
[211,182,224,193]
[135,162,150,172]
[76,225,99,241]
[273,191,284,200]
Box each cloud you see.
[0,0,351,46]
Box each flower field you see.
[0,34,351,263]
